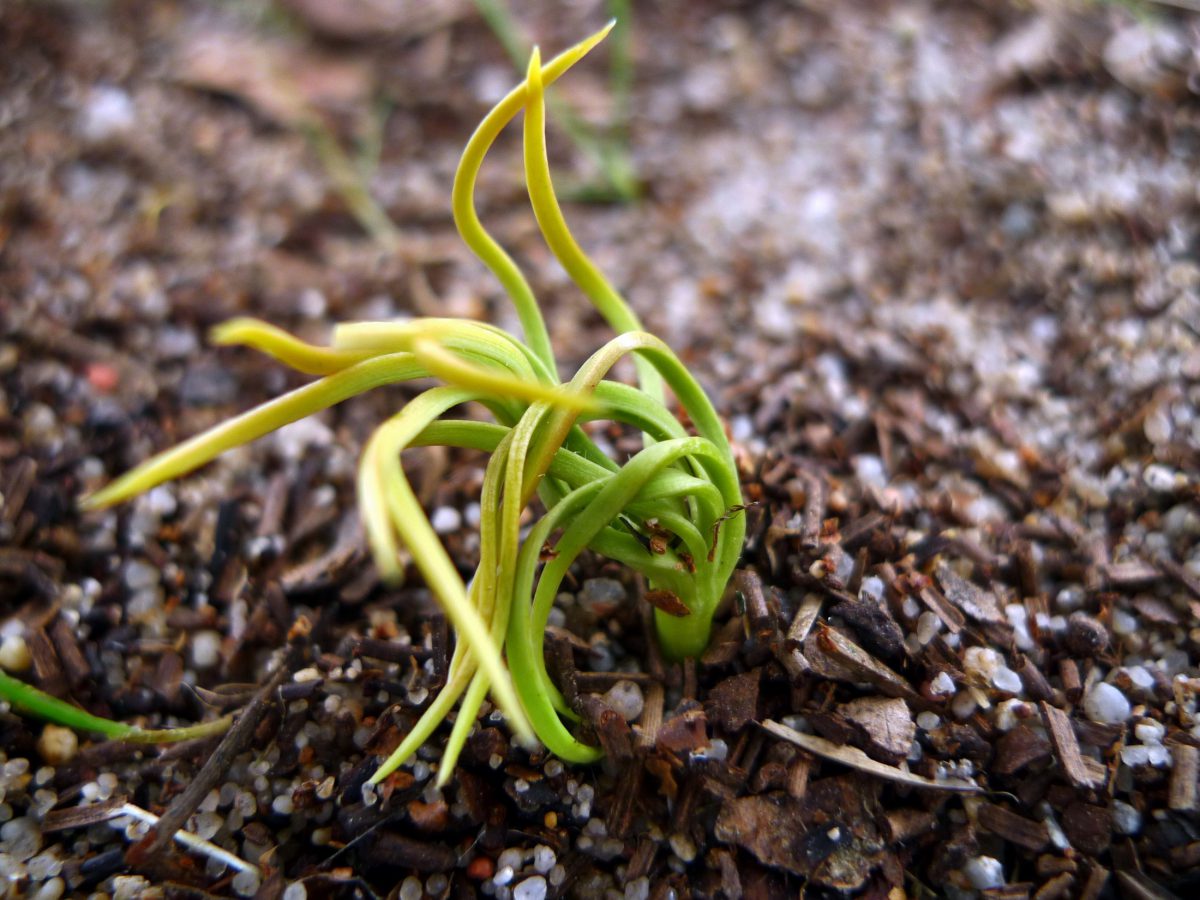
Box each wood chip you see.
[762,720,980,792]
[1102,559,1161,587]
[977,802,1050,851]
[1034,872,1075,900]
[1078,865,1110,900]
[814,624,923,702]
[994,724,1052,775]
[1040,702,1103,789]
[936,562,1004,624]
[780,593,822,676]
[705,669,760,732]
[1169,744,1199,811]
[42,797,128,833]
[917,585,966,634]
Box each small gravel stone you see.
[992,666,1022,694]
[1135,720,1165,745]
[930,672,955,696]
[964,856,1005,890]
[513,876,547,900]
[1111,609,1139,636]
[232,869,261,897]
[1113,799,1142,835]
[1084,682,1131,725]
[0,635,32,673]
[0,818,42,861]
[191,630,222,669]
[532,844,556,874]
[577,578,626,617]
[916,711,941,732]
[398,876,422,900]
[1066,612,1109,656]
[916,611,941,644]
[36,725,77,766]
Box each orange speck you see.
[467,856,495,880]
[86,362,120,393]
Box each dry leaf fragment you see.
[761,720,981,793]
[645,589,690,617]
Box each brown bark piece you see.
[713,777,885,890]
[1061,802,1112,856]
[705,669,761,732]
[1040,702,1102,789]
[917,585,966,634]
[994,724,1053,776]
[936,563,1004,624]
[813,624,922,702]
[977,802,1051,851]
[656,703,709,756]
[839,696,915,763]
[1170,744,1199,811]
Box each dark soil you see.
[3,1,1200,898]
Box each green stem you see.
[0,671,232,743]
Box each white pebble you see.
[0,635,32,673]
[532,844,556,874]
[992,666,1023,695]
[1111,609,1139,636]
[916,711,941,732]
[191,631,222,669]
[31,878,65,900]
[431,506,462,534]
[995,699,1028,732]
[1083,682,1131,725]
[398,876,422,900]
[79,85,136,142]
[1143,464,1178,493]
[1123,666,1156,691]
[513,876,547,900]
[963,855,1005,890]
[930,672,955,696]
[916,612,941,645]
[496,847,524,873]
[603,680,645,722]
[963,647,1001,681]
[1112,800,1142,835]
[36,725,77,766]
[232,869,261,897]
[668,832,696,862]
[0,818,42,861]
[1134,720,1165,745]
[951,690,978,720]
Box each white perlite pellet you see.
[964,855,1005,890]
[603,680,645,722]
[513,876,547,900]
[1083,682,1131,725]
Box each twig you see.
[142,637,304,855]
[122,803,259,876]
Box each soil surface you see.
[3,1,1200,898]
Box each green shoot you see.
[19,23,747,787]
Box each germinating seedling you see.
[1,24,745,786]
